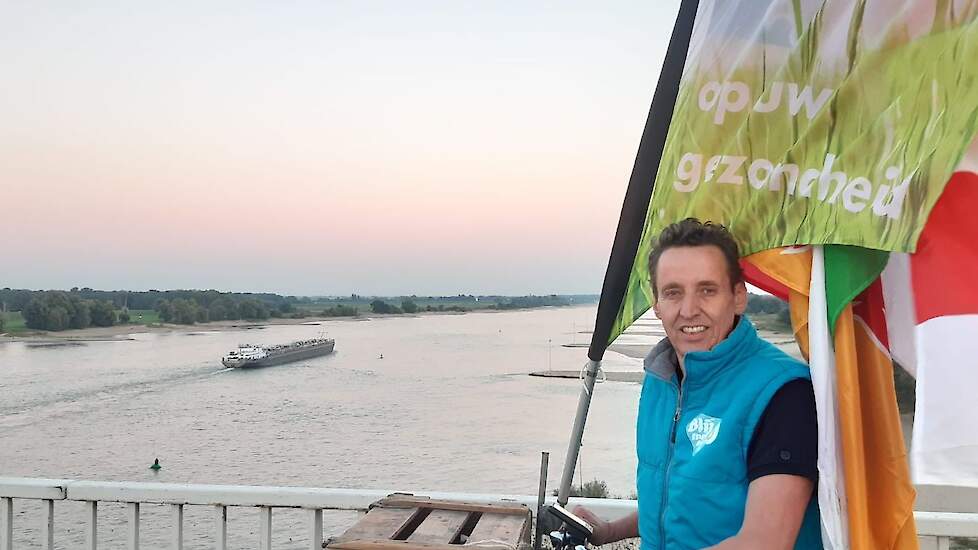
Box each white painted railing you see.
[1,477,975,549]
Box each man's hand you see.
[569,507,638,546]
[569,506,610,545]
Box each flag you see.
[740,142,978,548]
[585,2,978,549]
[882,161,978,487]
[744,246,918,550]
[608,0,978,344]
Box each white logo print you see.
[686,414,722,456]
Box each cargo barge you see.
[221,337,334,368]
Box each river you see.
[0,305,647,549]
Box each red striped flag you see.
[882,164,978,487]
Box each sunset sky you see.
[2,1,681,296]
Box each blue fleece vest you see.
[636,316,823,550]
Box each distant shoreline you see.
[0,304,590,343]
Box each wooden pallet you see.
[327,494,532,550]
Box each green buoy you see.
[150,458,161,471]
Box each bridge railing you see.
[1,477,975,550]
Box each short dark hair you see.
[648,218,743,298]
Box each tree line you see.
[1,287,591,330]
[20,291,120,331]
[0,287,295,313]
[153,297,293,325]
[492,295,570,310]
[745,293,791,330]
[368,299,472,314]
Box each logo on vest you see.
[686,414,722,456]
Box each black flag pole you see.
[556,0,700,506]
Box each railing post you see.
[309,509,323,550]
[937,536,950,550]
[127,502,140,550]
[1,497,11,550]
[42,499,54,550]
[86,501,98,550]
[259,506,272,550]
[171,504,184,550]
[214,505,227,550]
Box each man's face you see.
[652,245,747,361]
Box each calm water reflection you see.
[1,306,645,549]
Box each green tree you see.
[195,304,209,323]
[155,299,174,323]
[237,299,269,320]
[370,300,393,314]
[118,308,131,324]
[89,300,118,327]
[208,302,228,321]
[22,298,48,329]
[746,294,786,315]
[47,306,70,331]
[776,307,792,331]
[551,479,609,499]
[208,297,238,321]
[322,305,358,317]
[22,292,91,331]
[69,301,91,329]
[170,299,199,324]
[401,299,419,314]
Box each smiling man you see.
[574,218,823,550]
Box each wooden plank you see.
[466,513,529,547]
[406,510,469,544]
[330,507,418,543]
[330,541,461,550]
[378,497,527,516]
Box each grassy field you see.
[124,309,160,325]
[1,309,162,334]
[295,296,594,315]
[294,299,498,314]
[749,312,792,334]
[1,311,27,333]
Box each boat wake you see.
[0,363,228,428]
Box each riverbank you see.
[0,305,582,343]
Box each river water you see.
[0,306,649,549]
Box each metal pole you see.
[556,360,601,506]
[534,452,550,550]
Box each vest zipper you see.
[659,380,683,550]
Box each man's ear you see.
[652,297,660,319]
[734,281,748,314]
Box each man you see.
[574,218,822,549]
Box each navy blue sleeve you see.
[746,378,818,483]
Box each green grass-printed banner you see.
[612,0,978,342]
